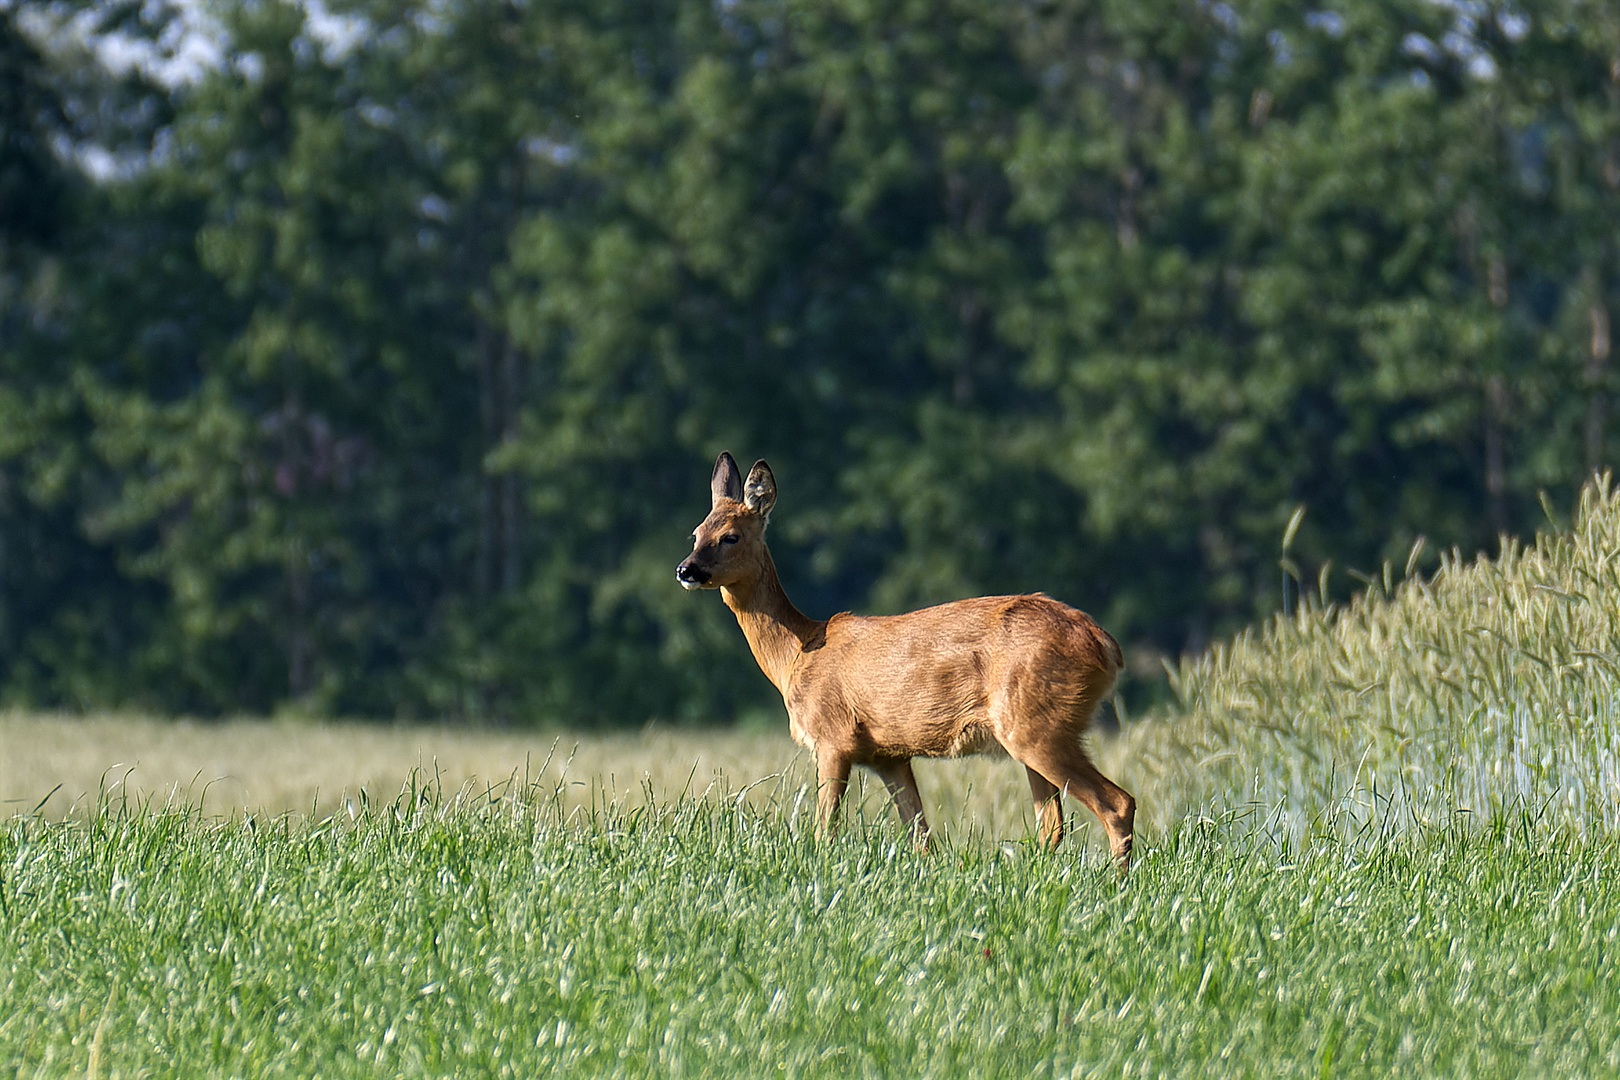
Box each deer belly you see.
[942,721,1005,758]
[852,713,1006,760]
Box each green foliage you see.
[0,0,1617,721]
[2,786,1618,1076]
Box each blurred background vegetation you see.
[0,0,1616,725]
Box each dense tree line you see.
[1,0,1616,724]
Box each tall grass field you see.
[4,479,1620,1077]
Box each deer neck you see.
[721,550,822,693]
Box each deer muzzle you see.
[676,560,710,590]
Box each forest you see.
[1,0,1616,724]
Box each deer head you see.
[676,452,777,591]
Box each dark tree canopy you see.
[1,0,1616,723]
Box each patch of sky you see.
[1304,10,1344,38]
[1425,0,1487,17]
[1497,9,1529,43]
[417,195,452,222]
[53,135,144,183]
[525,138,579,167]
[234,51,265,83]
[1402,32,1442,64]
[17,0,368,87]
[359,102,396,129]
[1418,0,1502,81]
[1268,30,1291,67]
[302,0,369,64]
[1441,26,1498,80]
[19,0,225,88]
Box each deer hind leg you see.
[1026,767,1063,849]
[873,758,930,850]
[815,745,852,840]
[1017,742,1135,873]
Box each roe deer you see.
[676,453,1136,870]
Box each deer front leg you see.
[873,758,930,850]
[815,745,852,840]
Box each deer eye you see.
[720,534,740,545]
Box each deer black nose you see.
[676,561,709,587]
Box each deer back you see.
[783,593,1122,762]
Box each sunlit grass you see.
[0,713,792,819]
[0,713,1066,848]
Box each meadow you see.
[3,478,1620,1077]
[4,782,1617,1078]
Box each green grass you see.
[6,477,1620,1077]
[4,786,1618,1079]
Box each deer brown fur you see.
[676,453,1135,870]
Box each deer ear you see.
[711,452,743,507]
[743,460,776,516]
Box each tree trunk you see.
[288,537,312,699]
[500,339,524,596]
[476,321,525,598]
[476,323,499,598]
[279,379,313,700]
[1485,375,1508,540]
[1588,300,1610,472]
